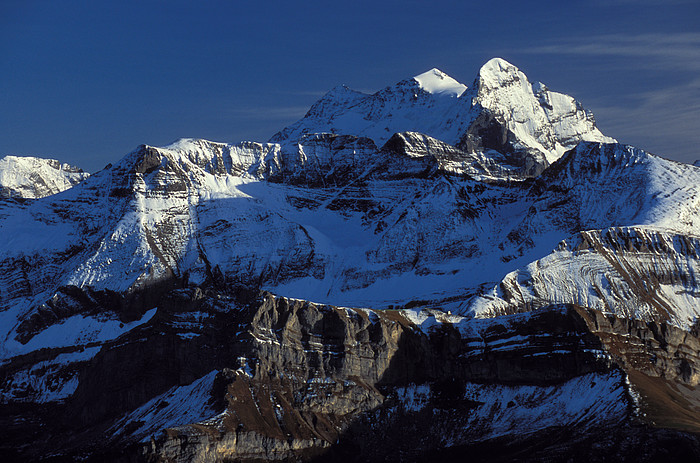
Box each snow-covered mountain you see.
[1,59,699,462]
[272,58,614,177]
[0,155,89,199]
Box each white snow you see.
[110,370,220,442]
[272,57,613,167]
[0,155,88,198]
[390,372,628,442]
[0,347,101,404]
[413,68,467,97]
[460,372,627,440]
[1,308,157,361]
[475,58,616,164]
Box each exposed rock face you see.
[4,291,698,461]
[1,59,699,462]
[457,109,548,177]
[132,298,700,462]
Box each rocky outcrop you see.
[2,285,700,462]
[127,298,700,462]
[457,110,548,178]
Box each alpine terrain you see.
[1,58,699,462]
[0,156,89,199]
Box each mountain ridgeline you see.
[1,58,699,462]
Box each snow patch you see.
[1,347,101,403]
[111,370,220,442]
[396,384,431,412]
[461,372,627,441]
[5,308,157,359]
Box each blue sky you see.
[1,0,699,171]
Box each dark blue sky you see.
[2,0,699,171]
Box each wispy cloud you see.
[592,0,697,5]
[590,78,700,162]
[225,106,309,121]
[523,32,700,71]
[520,32,700,162]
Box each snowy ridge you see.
[469,227,700,329]
[0,155,89,199]
[271,58,613,175]
[523,143,700,236]
[270,72,472,152]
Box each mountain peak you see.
[476,57,523,89]
[412,68,467,97]
[270,58,613,170]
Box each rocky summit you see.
[1,58,699,462]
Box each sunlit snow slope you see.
[0,155,89,199]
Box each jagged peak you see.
[128,144,165,175]
[161,137,230,153]
[568,141,650,163]
[412,68,467,97]
[297,85,369,123]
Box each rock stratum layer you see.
[1,58,699,462]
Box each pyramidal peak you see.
[412,68,467,97]
[476,57,524,88]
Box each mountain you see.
[0,155,89,199]
[271,58,615,177]
[1,59,699,462]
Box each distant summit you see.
[0,155,88,199]
[412,67,467,97]
[271,57,614,176]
